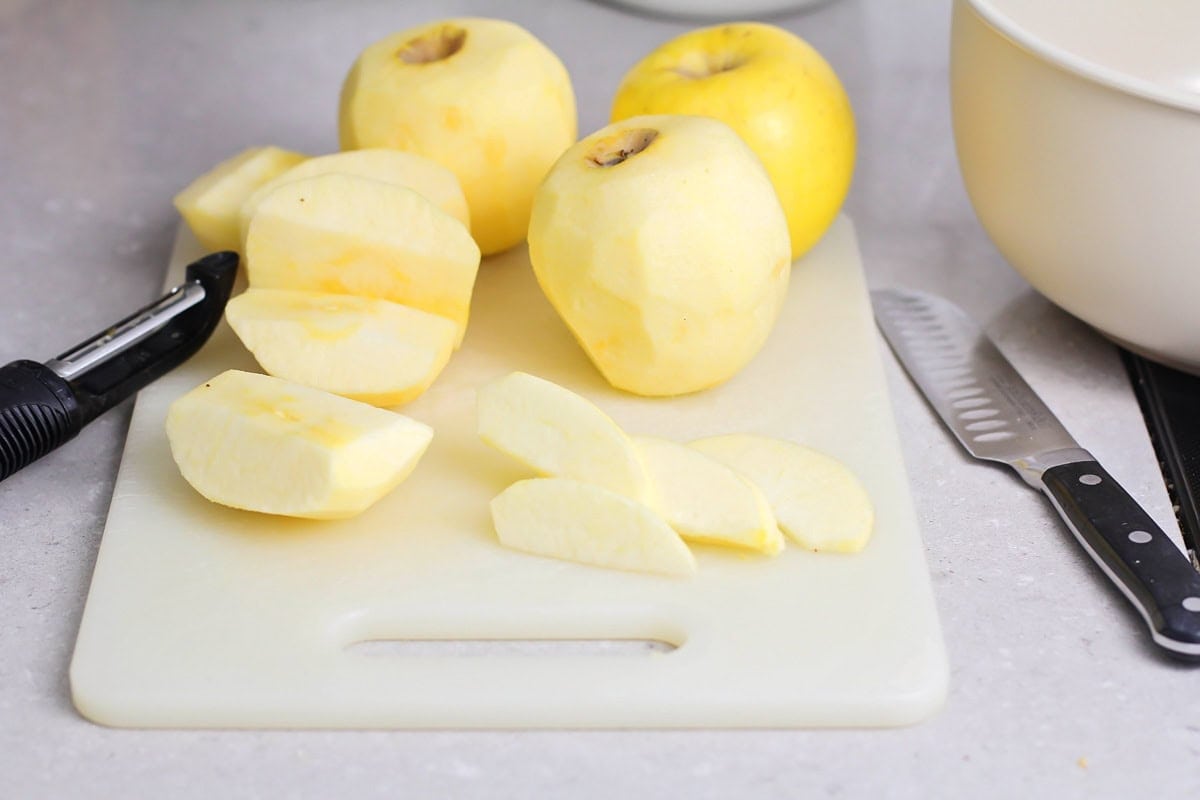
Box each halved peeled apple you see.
[689,434,873,553]
[491,478,696,578]
[245,172,481,345]
[224,289,456,407]
[632,435,784,556]
[477,371,654,504]
[166,370,432,519]
[237,148,470,247]
[173,145,307,252]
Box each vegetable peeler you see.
[0,251,238,482]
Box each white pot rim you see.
[963,0,1200,115]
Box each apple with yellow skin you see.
[611,22,855,261]
[339,18,577,255]
[528,114,791,397]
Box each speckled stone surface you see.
[2,1,1198,797]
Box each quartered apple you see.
[490,478,696,578]
[244,172,481,345]
[237,148,470,247]
[632,435,784,556]
[690,434,874,553]
[476,371,654,504]
[224,289,457,407]
[173,145,307,252]
[166,370,432,519]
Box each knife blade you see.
[873,287,1200,659]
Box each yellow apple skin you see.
[237,148,469,248]
[611,23,855,260]
[224,289,457,407]
[339,18,577,255]
[528,114,791,397]
[173,146,307,252]
[490,478,696,578]
[165,370,433,519]
[245,172,481,346]
[690,434,873,553]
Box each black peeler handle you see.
[0,251,237,482]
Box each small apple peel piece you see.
[477,372,654,504]
[490,478,696,578]
[166,370,432,519]
[689,434,873,553]
[225,288,457,407]
[632,435,784,556]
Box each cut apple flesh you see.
[173,145,307,252]
[244,172,481,345]
[165,369,432,519]
[237,148,470,246]
[689,434,873,553]
[490,478,696,578]
[224,289,457,407]
[476,371,654,503]
[633,435,783,556]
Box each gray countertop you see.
[3,1,1198,797]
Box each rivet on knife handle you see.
[872,287,1200,660]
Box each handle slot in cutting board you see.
[69,217,948,729]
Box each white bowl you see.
[951,0,1200,372]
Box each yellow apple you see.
[611,22,855,260]
[632,435,783,556]
[339,18,577,255]
[173,145,307,252]
[224,289,457,407]
[237,148,469,247]
[528,114,791,396]
[689,434,873,553]
[165,370,433,519]
[490,478,696,578]
[476,371,654,503]
[244,172,481,345]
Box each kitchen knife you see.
[873,287,1200,659]
[0,251,237,482]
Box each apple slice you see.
[689,434,873,553]
[224,289,457,407]
[477,372,653,503]
[632,435,784,556]
[245,172,481,345]
[490,478,695,578]
[166,370,432,519]
[237,148,470,246]
[173,145,307,252]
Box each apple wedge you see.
[173,145,307,252]
[244,172,481,345]
[632,435,784,556]
[237,148,470,246]
[224,289,457,407]
[477,372,653,503]
[166,370,432,519]
[490,478,695,578]
[689,434,873,553]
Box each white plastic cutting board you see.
[70,216,948,729]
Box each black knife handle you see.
[1041,460,1200,659]
[0,360,83,481]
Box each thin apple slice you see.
[224,289,456,407]
[237,148,470,246]
[166,370,432,519]
[476,371,653,503]
[632,435,784,556]
[245,172,481,345]
[689,434,873,553]
[490,478,695,578]
[173,145,307,252]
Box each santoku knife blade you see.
[873,287,1200,659]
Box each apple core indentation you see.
[397,25,466,64]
